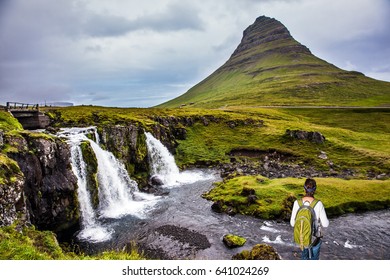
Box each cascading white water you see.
[66,128,113,242]
[145,132,180,186]
[145,132,211,187]
[60,127,157,243]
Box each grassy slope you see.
[0,225,144,260]
[158,18,390,109]
[0,111,24,184]
[176,107,390,176]
[0,111,23,131]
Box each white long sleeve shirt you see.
[290,199,329,228]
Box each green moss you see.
[0,111,23,131]
[134,129,148,171]
[204,176,390,219]
[232,244,280,260]
[223,234,247,248]
[80,141,99,209]
[0,154,22,185]
[0,225,145,260]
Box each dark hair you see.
[304,178,317,197]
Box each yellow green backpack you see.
[293,199,319,250]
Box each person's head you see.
[304,178,317,197]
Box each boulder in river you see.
[150,175,164,186]
[232,243,281,260]
[223,234,247,248]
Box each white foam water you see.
[260,221,280,233]
[262,235,285,244]
[145,132,214,187]
[344,240,363,249]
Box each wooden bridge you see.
[5,102,50,129]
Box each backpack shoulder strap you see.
[310,199,319,209]
[297,199,303,207]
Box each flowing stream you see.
[61,128,390,259]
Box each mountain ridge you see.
[158,16,390,108]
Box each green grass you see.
[0,225,145,260]
[41,106,390,176]
[203,176,390,219]
[175,108,390,176]
[0,111,23,131]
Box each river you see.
[61,127,390,260]
[75,170,390,260]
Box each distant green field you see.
[40,106,390,178]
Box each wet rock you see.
[150,175,164,186]
[211,200,224,213]
[223,234,247,248]
[7,134,79,234]
[241,187,256,196]
[100,125,150,182]
[142,184,170,196]
[138,225,211,260]
[232,244,281,260]
[226,206,237,216]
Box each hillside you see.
[159,16,390,108]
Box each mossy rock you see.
[80,141,99,209]
[232,244,280,260]
[223,234,247,248]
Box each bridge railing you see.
[6,102,40,111]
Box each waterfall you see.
[60,127,157,243]
[69,136,113,242]
[145,132,210,187]
[145,132,180,186]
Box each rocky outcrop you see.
[99,124,149,183]
[5,133,79,235]
[285,129,325,144]
[0,155,26,226]
[80,141,99,209]
[225,16,312,72]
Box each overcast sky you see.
[0,0,389,107]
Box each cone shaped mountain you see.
[158,16,390,108]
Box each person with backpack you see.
[290,178,329,260]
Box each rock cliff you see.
[0,154,25,226]
[5,133,79,235]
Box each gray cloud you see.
[0,0,388,107]
[83,2,204,37]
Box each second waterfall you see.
[145,132,211,187]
